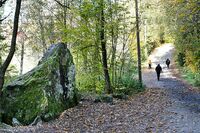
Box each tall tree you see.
[100,0,112,94]
[17,30,26,75]
[0,5,4,66]
[135,0,142,84]
[0,0,22,94]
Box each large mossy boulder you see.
[0,43,79,125]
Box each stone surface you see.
[94,95,113,104]
[30,116,42,126]
[0,43,79,125]
[12,118,22,127]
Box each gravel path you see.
[1,44,200,133]
[143,43,200,133]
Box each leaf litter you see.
[2,88,173,133]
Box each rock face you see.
[0,43,79,125]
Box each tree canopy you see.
[0,0,199,93]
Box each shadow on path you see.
[143,43,200,132]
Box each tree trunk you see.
[82,51,88,71]
[144,19,148,57]
[63,0,67,28]
[108,0,115,85]
[38,13,47,54]
[100,0,112,94]
[20,40,24,75]
[135,0,142,84]
[0,0,22,94]
[119,34,126,80]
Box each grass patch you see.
[114,76,145,96]
[181,67,200,87]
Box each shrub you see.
[114,75,145,96]
[177,52,185,67]
[146,38,160,55]
[182,68,200,87]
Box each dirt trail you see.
[143,43,200,132]
[143,43,175,88]
[1,44,200,133]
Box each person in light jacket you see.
[148,60,152,69]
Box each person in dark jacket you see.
[155,64,162,81]
[166,58,170,68]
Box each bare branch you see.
[0,0,8,7]
[0,11,12,22]
[53,0,70,9]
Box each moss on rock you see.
[0,43,79,125]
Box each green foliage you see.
[182,68,200,87]
[4,65,18,84]
[177,52,186,67]
[114,74,145,96]
[140,0,168,49]
[163,0,200,73]
[146,37,160,55]
[68,0,137,95]
[0,11,5,66]
[159,28,165,44]
[0,44,19,83]
[76,72,104,94]
[2,0,146,96]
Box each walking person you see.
[166,58,170,68]
[155,64,162,81]
[148,60,152,69]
